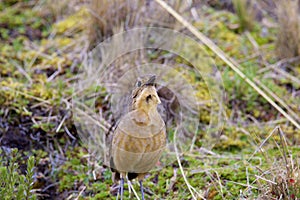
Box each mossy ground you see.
[0,1,299,199]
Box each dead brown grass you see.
[275,0,300,59]
[88,0,142,48]
[256,126,300,199]
[87,0,188,49]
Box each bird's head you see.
[132,75,161,111]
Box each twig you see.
[254,175,277,185]
[168,168,178,192]
[245,31,268,67]
[11,60,33,85]
[64,125,76,140]
[205,171,224,199]
[213,170,224,195]
[42,182,59,192]
[2,87,51,104]
[278,127,289,172]
[56,115,67,133]
[246,167,250,190]
[74,186,86,200]
[73,101,110,131]
[128,181,140,200]
[258,56,300,74]
[271,67,300,85]
[237,52,259,63]
[227,180,258,189]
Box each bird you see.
[110,75,166,200]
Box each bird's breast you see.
[112,110,166,153]
[111,110,166,173]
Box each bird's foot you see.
[116,178,124,200]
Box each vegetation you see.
[275,0,300,59]
[0,0,299,199]
[0,149,36,200]
[232,0,254,32]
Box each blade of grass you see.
[248,125,279,161]
[174,127,205,200]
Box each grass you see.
[232,0,254,32]
[87,0,185,48]
[0,148,36,200]
[0,0,300,199]
[275,0,300,59]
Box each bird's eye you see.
[136,80,142,87]
[146,95,152,102]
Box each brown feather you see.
[110,76,166,183]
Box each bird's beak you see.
[155,92,161,104]
[146,75,156,85]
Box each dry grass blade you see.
[258,56,300,74]
[11,60,33,85]
[248,125,279,161]
[154,0,300,130]
[168,168,178,193]
[213,170,224,197]
[128,181,141,200]
[2,86,51,104]
[254,174,277,185]
[247,126,300,199]
[74,106,109,133]
[87,0,181,48]
[253,78,300,123]
[74,186,86,200]
[173,127,205,200]
[259,57,300,86]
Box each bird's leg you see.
[139,180,145,200]
[116,180,120,200]
[120,177,124,200]
[117,176,124,200]
[116,187,119,200]
[126,174,132,198]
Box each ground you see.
[0,1,300,199]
